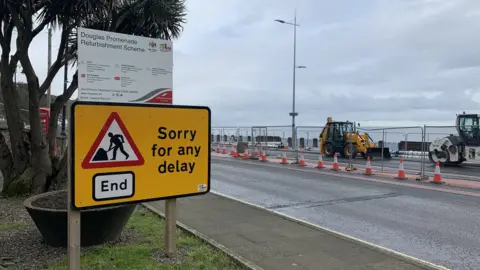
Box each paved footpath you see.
[145,193,439,270]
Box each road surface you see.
[265,148,480,180]
[211,157,480,270]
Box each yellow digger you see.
[319,117,391,159]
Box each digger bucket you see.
[366,147,391,160]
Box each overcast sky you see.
[11,0,480,127]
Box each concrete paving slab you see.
[146,193,436,270]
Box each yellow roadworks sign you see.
[71,101,211,209]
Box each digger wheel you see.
[323,143,335,157]
[343,143,357,158]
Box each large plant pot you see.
[24,190,136,247]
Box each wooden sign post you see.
[165,198,177,257]
[67,104,81,270]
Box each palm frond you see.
[7,0,186,65]
[112,0,187,39]
[65,0,186,64]
[36,0,108,29]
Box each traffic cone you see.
[331,153,340,171]
[222,144,227,154]
[430,161,445,184]
[230,144,235,156]
[395,158,407,180]
[243,147,249,159]
[298,150,306,166]
[232,144,238,158]
[216,144,220,153]
[260,148,267,162]
[363,156,373,175]
[316,153,325,168]
[252,146,258,157]
[281,149,288,164]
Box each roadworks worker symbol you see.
[82,112,144,169]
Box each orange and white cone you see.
[216,144,220,153]
[363,156,373,175]
[331,153,340,171]
[430,161,444,184]
[232,145,238,158]
[395,158,407,180]
[252,147,258,157]
[316,153,325,168]
[299,150,306,166]
[222,144,227,154]
[243,147,249,159]
[281,149,288,164]
[230,144,235,156]
[260,148,267,162]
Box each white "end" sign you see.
[93,172,135,201]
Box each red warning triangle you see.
[82,112,144,169]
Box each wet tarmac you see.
[211,158,480,270]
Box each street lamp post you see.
[275,10,305,155]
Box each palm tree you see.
[0,0,187,196]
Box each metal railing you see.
[211,123,480,181]
[356,126,425,178]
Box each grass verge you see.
[49,205,246,270]
[0,221,28,231]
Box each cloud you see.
[6,0,480,128]
[174,0,480,127]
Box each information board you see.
[77,27,173,104]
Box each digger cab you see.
[320,121,356,158]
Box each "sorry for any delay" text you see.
[151,127,202,174]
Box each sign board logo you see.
[148,40,157,52]
[159,43,172,52]
[82,112,144,169]
[129,88,172,104]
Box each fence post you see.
[421,125,426,179]
[404,133,408,152]
[265,127,269,156]
[250,127,254,150]
[381,129,385,172]
[295,126,299,163]
[349,126,353,166]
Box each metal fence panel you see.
[210,123,480,181]
[356,126,424,176]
